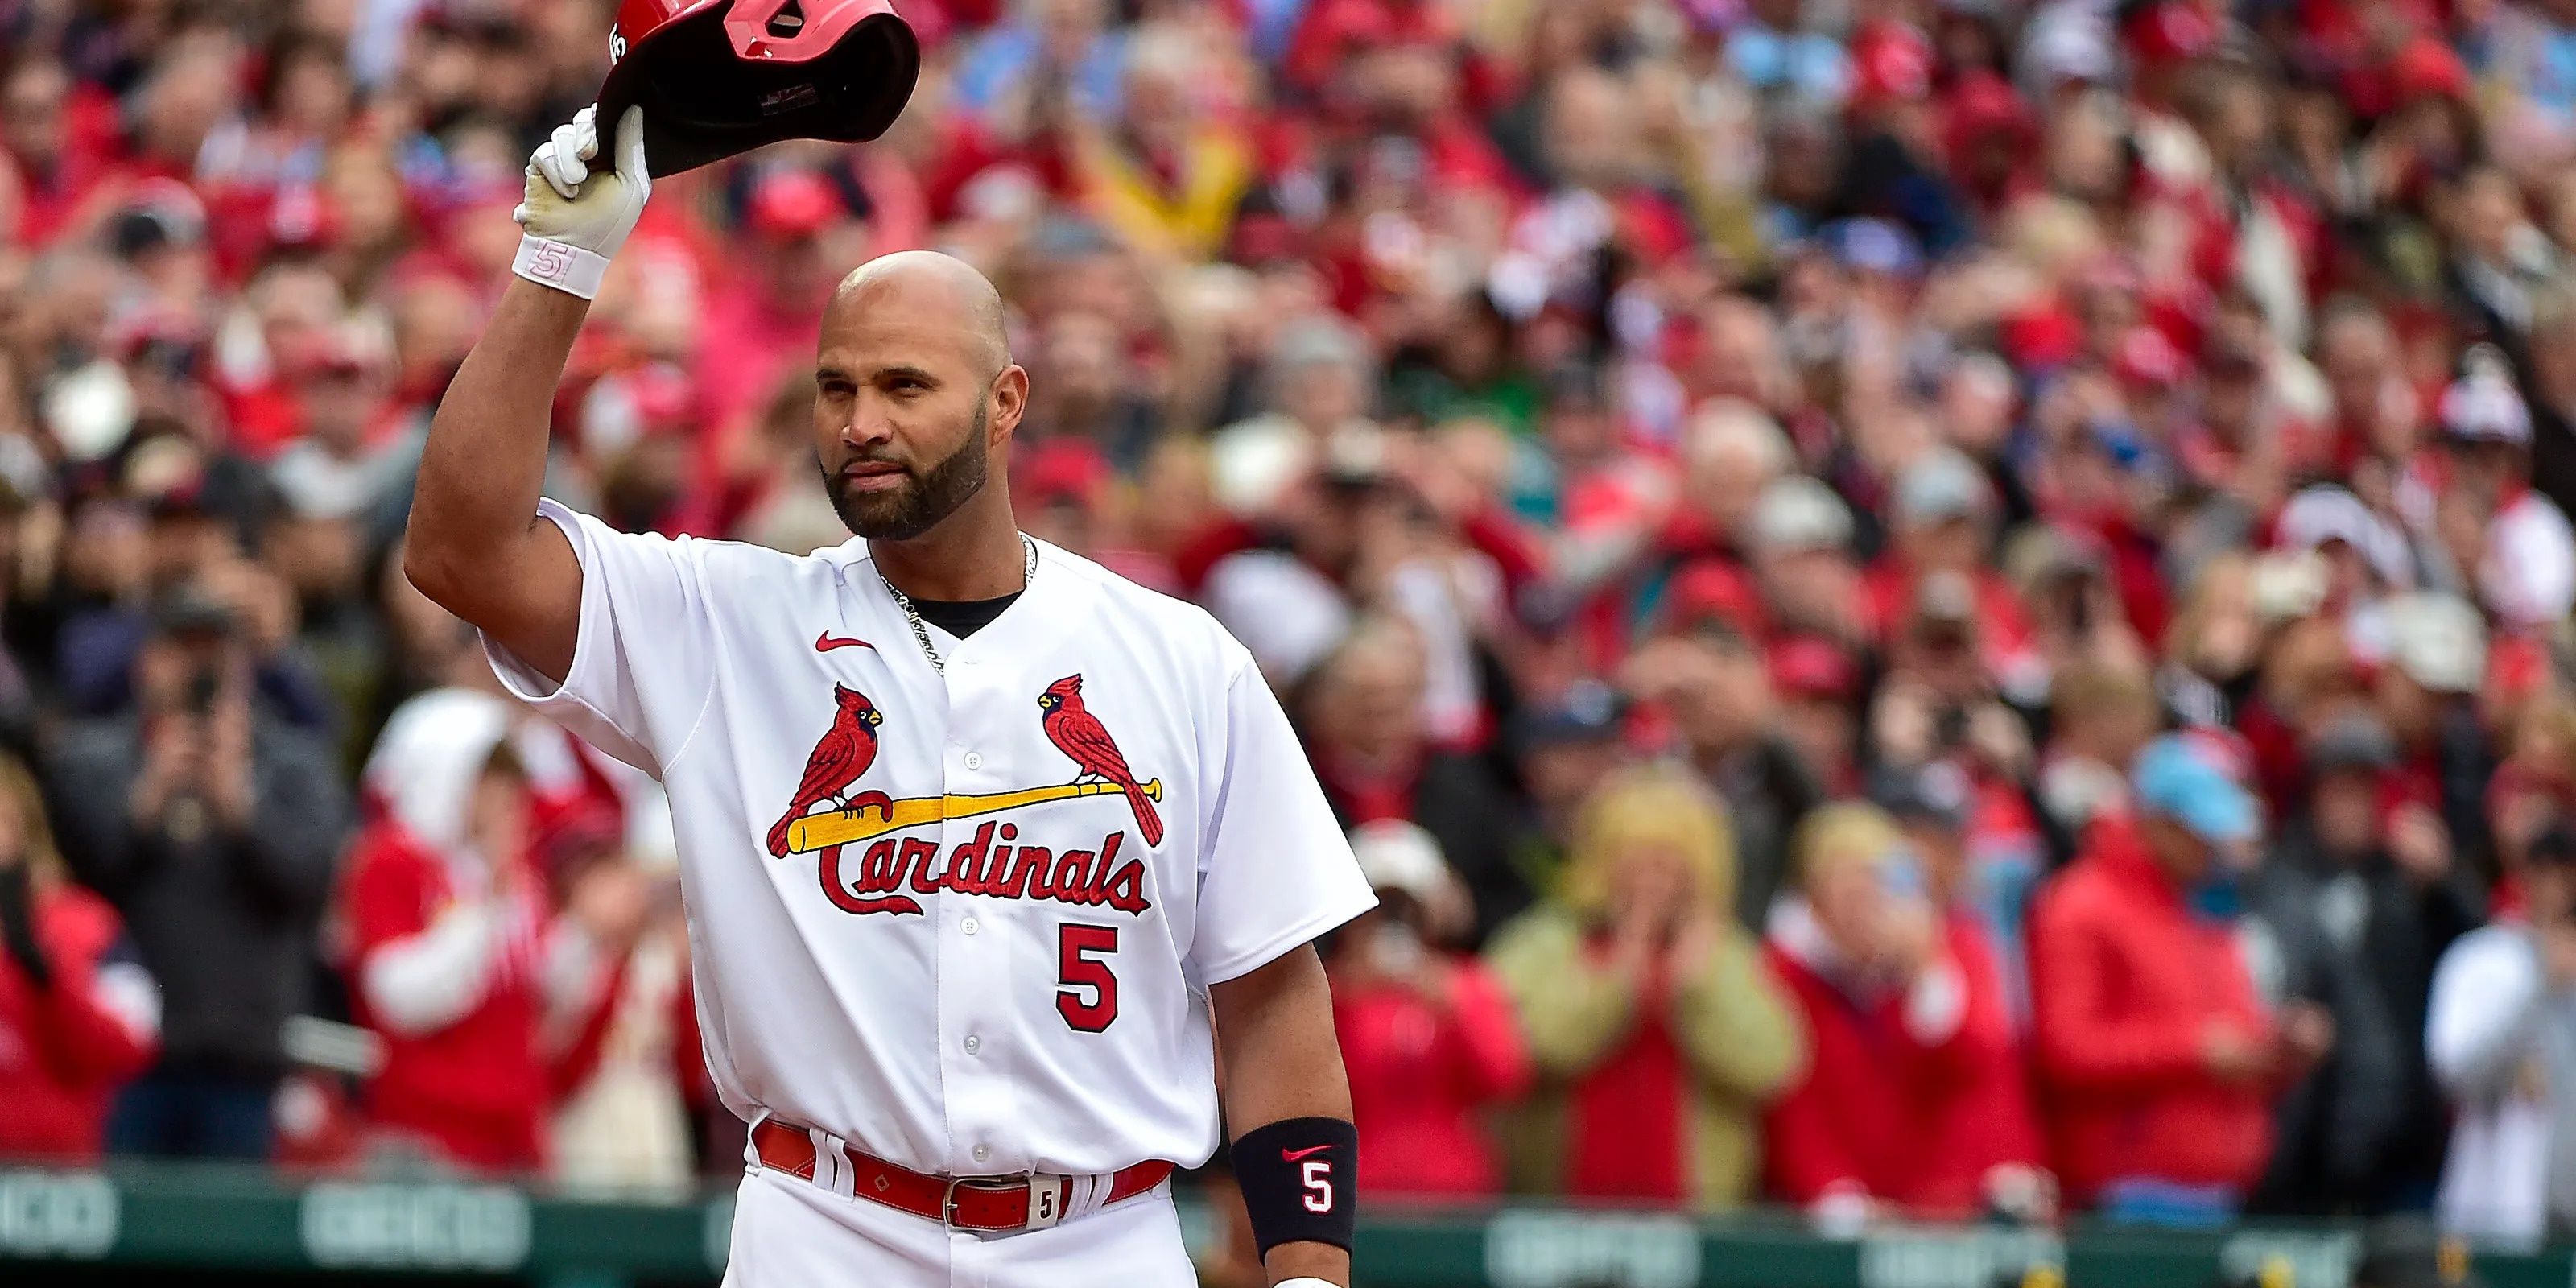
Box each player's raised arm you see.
[404,105,652,685]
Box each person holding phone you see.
[2027,734,2281,1221]
[43,593,349,1161]
[1324,821,1529,1200]
[2428,824,2576,1245]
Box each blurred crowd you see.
[15,0,2576,1253]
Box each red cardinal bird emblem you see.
[1038,674,1164,847]
[767,685,894,857]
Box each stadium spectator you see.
[2429,824,2576,1245]
[1620,626,1822,930]
[1327,820,1530,1200]
[44,596,348,1160]
[0,753,157,1160]
[2273,712,2485,1208]
[1876,762,2050,1200]
[2029,734,2279,1222]
[1487,763,1802,1212]
[544,820,694,1193]
[342,688,644,1174]
[2238,759,2410,1216]
[1761,802,2041,1224]
[1443,679,1629,943]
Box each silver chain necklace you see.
[876,534,1038,675]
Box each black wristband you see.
[1229,1116,1357,1257]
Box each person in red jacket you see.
[1880,764,2054,1220]
[1761,802,2040,1224]
[1327,820,1530,1200]
[2029,733,2281,1220]
[343,708,644,1174]
[0,753,159,1160]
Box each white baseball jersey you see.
[485,499,1374,1179]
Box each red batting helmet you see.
[597,0,920,177]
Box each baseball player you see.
[405,106,1374,1287]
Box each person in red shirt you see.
[2029,734,2281,1220]
[1861,449,2035,678]
[1485,764,1804,1211]
[0,754,159,1161]
[1761,801,2041,1224]
[342,719,642,1174]
[1880,765,2054,1217]
[1327,820,1530,1200]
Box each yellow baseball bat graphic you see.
[786,778,1165,854]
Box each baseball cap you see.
[2004,523,2107,597]
[1016,438,1112,510]
[2391,36,2472,105]
[2438,361,2532,447]
[2120,0,2219,67]
[748,170,840,242]
[2132,734,2260,847]
[2382,592,2487,695]
[1876,761,1975,832]
[1749,476,1855,555]
[2274,485,2414,589]
[1821,218,1923,279]
[1895,449,1990,527]
[151,591,238,641]
[2308,712,2399,778]
[1512,679,1625,750]
[1769,636,1859,700]
[1348,820,1453,906]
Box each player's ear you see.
[988,364,1029,447]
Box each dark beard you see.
[822,402,991,540]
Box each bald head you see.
[829,250,1011,380]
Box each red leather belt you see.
[750,1118,1175,1235]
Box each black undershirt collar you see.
[911,592,1022,639]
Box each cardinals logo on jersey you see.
[767,685,893,859]
[1037,675,1164,847]
[767,678,1166,919]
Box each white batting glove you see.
[510,105,650,300]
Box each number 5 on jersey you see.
[1056,923,1118,1031]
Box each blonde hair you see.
[1560,762,1736,919]
[1793,802,1902,893]
[0,753,65,886]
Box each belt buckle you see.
[941,1175,1022,1236]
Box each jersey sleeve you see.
[483,498,717,778]
[1187,657,1376,985]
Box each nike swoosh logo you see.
[815,632,875,653]
[1281,1145,1335,1162]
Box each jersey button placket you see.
[935,658,1015,1177]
